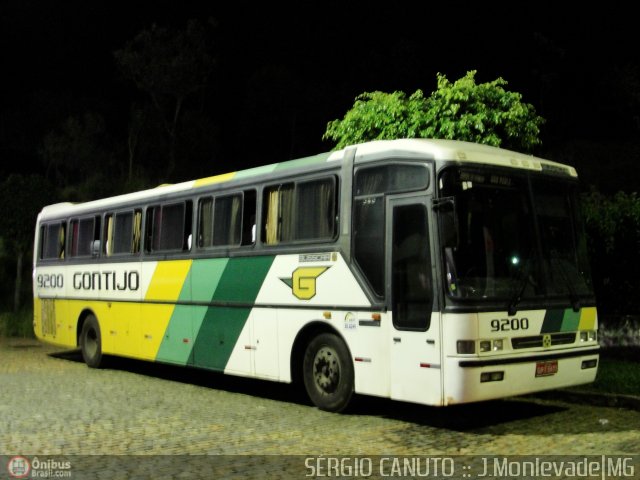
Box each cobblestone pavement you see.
[1,338,639,478]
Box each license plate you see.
[535,360,558,377]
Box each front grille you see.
[511,332,576,349]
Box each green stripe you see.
[233,164,278,179]
[233,152,330,180]
[273,152,331,171]
[211,256,275,303]
[191,256,275,369]
[541,308,582,333]
[561,309,580,332]
[156,256,275,368]
[189,307,252,370]
[155,264,194,364]
[540,309,564,333]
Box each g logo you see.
[542,334,552,348]
[280,267,329,300]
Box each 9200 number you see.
[36,273,64,289]
[490,317,529,332]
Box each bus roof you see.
[38,139,576,219]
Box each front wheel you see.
[303,333,354,412]
[80,314,103,368]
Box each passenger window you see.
[41,222,66,260]
[198,190,255,248]
[104,210,142,256]
[263,177,337,245]
[146,202,192,252]
[70,217,100,257]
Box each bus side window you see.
[146,201,191,252]
[40,222,66,260]
[262,178,336,245]
[70,216,100,258]
[104,210,141,256]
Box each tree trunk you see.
[14,249,23,312]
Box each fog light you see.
[580,331,588,342]
[481,371,504,382]
[588,330,597,341]
[457,340,476,354]
[493,339,503,351]
[581,359,598,369]
[479,340,491,352]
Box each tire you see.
[80,314,103,368]
[303,333,354,412]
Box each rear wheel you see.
[303,333,354,412]
[80,315,103,368]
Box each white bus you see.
[33,139,599,412]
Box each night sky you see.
[1,2,638,192]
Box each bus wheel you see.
[303,333,354,412]
[80,315,103,368]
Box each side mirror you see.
[91,240,101,257]
[434,197,459,248]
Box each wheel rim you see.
[312,345,340,395]
[85,328,98,358]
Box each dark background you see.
[1,2,639,192]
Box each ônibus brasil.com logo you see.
[7,456,30,478]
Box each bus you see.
[33,139,599,412]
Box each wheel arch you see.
[76,308,98,347]
[290,320,352,386]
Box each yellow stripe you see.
[140,260,192,359]
[193,172,236,187]
[578,307,597,330]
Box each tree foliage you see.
[114,19,216,180]
[581,190,640,318]
[323,71,545,152]
[0,174,55,311]
[39,112,116,201]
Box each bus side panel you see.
[138,260,192,361]
[188,256,275,374]
[33,265,72,348]
[347,310,392,398]
[249,252,393,396]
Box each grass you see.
[0,308,35,338]
[580,348,640,396]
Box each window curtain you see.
[279,185,295,242]
[228,195,241,245]
[132,211,142,253]
[105,215,113,256]
[199,199,213,247]
[265,189,280,245]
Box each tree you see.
[0,175,55,312]
[39,112,117,201]
[323,70,545,153]
[114,19,216,180]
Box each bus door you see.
[387,195,442,405]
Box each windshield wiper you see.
[507,254,536,316]
[507,273,535,316]
[550,257,581,312]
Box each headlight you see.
[580,330,597,342]
[457,340,476,354]
[479,339,504,352]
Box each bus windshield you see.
[438,167,594,309]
